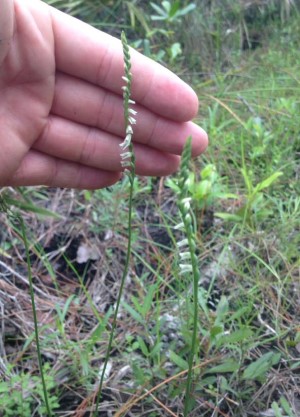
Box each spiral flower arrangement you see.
[176,136,201,416]
[119,31,136,175]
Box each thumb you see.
[0,0,14,66]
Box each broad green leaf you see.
[122,301,144,324]
[272,401,284,417]
[215,212,243,222]
[150,2,167,19]
[169,350,188,370]
[162,1,171,14]
[143,284,157,317]
[205,360,239,374]
[169,42,182,60]
[242,352,281,381]
[194,180,211,199]
[280,396,295,417]
[149,342,163,358]
[178,3,197,17]
[201,164,216,180]
[254,172,283,193]
[198,376,217,387]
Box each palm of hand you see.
[0,0,55,185]
[0,0,207,189]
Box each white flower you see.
[179,264,193,274]
[129,108,137,115]
[182,197,192,210]
[122,76,130,83]
[179,252,191,260]
[119,134,132,150]
[174,222,184,230]
[121,160,131,167]
[128,116,136,125]
[126,125,133,134]
[129,99,135,105]
[98,361,112,382]
[177,238,189,248]
[182,197,192,204]
[120,151,132,160]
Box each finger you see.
[49,5,198,122]
[0,0,14,65]
[8,150,121,189]
[33,116,180,176]
[52,73,208,156]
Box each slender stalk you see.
[93,170,135,416]
[20,217,52,417]
[93,31,136,416]
[183,229,199,416]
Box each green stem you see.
[20,217,52,417]
[183,228,199,416]
[93,169,135,417]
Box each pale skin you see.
[0,0,208,189]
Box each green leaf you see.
[230,306,251,321]
[169,350,188,370]
[143,284,157,317]
[217,327,253,347]
[201,164,216,180]
[125,2,151,34]
[242,352,281,381]
[169,42,182,61]
[177,3,197,17]
[162,1,171,14]
[215,212,243,222]
[89,310,112,346]
[241,167,253,194]
[205,360,240,374]
[60,295,76,322]
[149,341,163,358]
[194,180,211,199]
[254,171,283,193]
[150,2,167,19]
[131,295,145,316]
[165,178,180,193]
[215,296,229,324]
[4,197,62,218]
[169,0,180,17]
[214,192,239,199]
[280,396,295,417]
[197,376,217,387]
[210,324,224,339]
[137,336,149,357]
[122,301,144,324]
[272,401,284,417]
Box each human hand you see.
[0,0,208,189]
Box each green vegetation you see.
[0,1,299,416]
